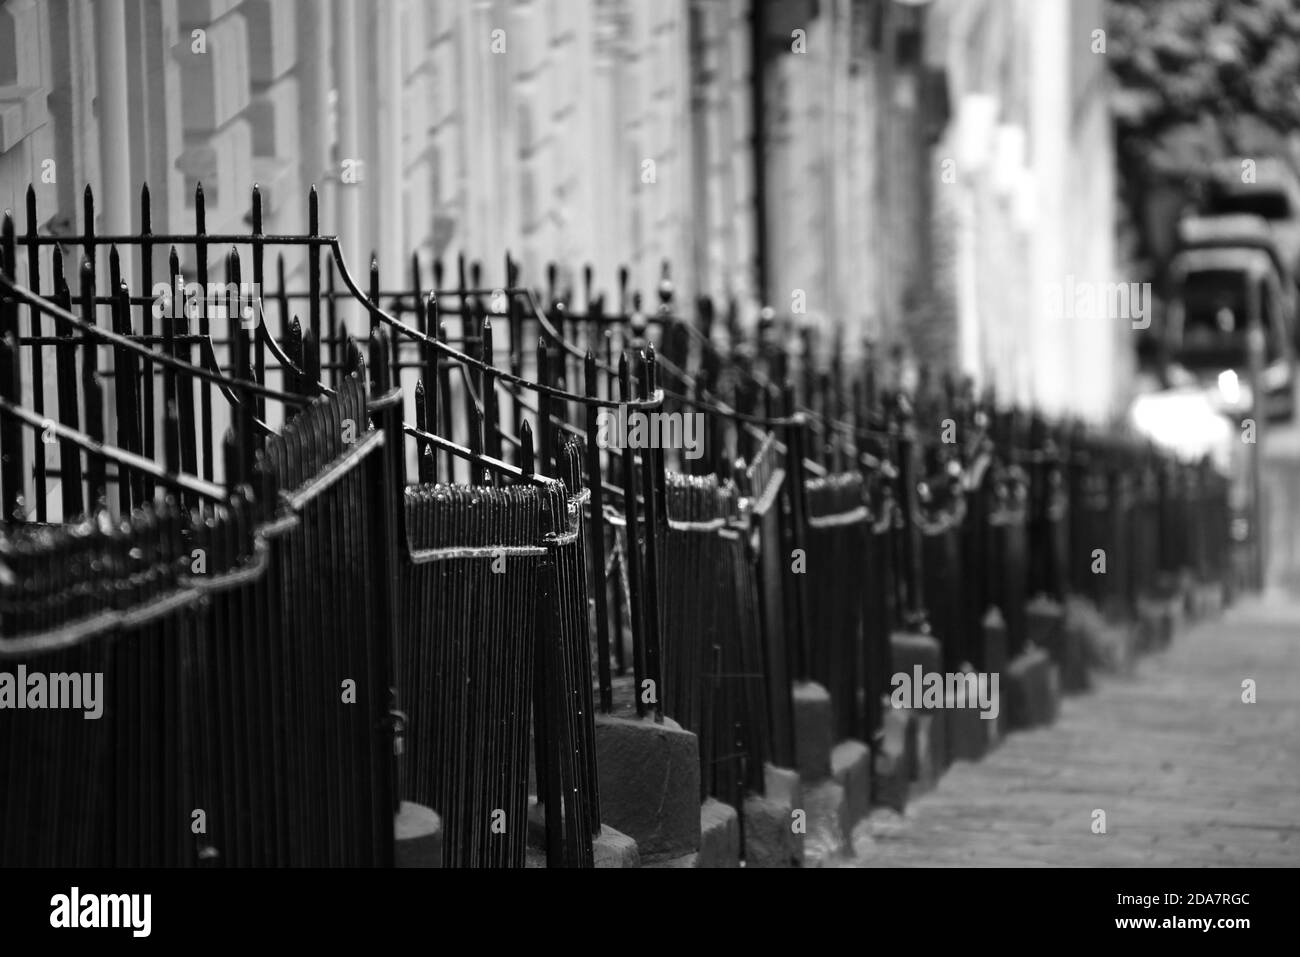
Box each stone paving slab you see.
[842,595,1300,868]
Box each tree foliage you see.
[1109,0,1300,171]
[1108,0,1300,282]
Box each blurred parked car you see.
[1204,157,1300,285]
[1129,221,1295,583]
[1161,244,1295,423]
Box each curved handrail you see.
[525,295,898,453]
[402,421,563,491]
[323,239,663,412]
[0,395,227,502]
[0,272,310,409]
[256,311,320,391]
[194,336,277,435]
[487,408,627,501]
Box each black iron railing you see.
[0,178,1241,869]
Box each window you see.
[1176,269,1250,367]
[1209,187,1292,220]
[1176,269,1282,368]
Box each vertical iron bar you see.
[619,353,647,718]
[169,249,198,504]
[423,294,438,484]
[277,253,291,344]
[895,403,923,621]
[482,316,499,478]
[415,379,431,483]
[110,279,135,513]
[325,257,339,388]
[436,319,453,481]
[303,323,321,398]
[585,352,613,712]
[79,259,105,511]
[365,328,400,866]
[537,337,552,478]
[782,383,810,681]
[195,184,213,483]
[638,349,664,722]
[229,249,255,486]
[25,188,47,521]
[308,187,322,347]
[0,213,21,524]
[287,316,304,398]
[52,251,82,517]
[507,257,522,455]
[139,184,155,496]
[251,186,267,422]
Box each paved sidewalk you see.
[845,595,1300,867]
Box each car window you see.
[1175,269,1251,367]
[1182,270,1246,333]
[1210,189,1292,220]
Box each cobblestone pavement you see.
[844,595,1300,867]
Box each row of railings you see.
[0,183,1238,867]
[0,377,395,866]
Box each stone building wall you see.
[0,0,1123,417]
